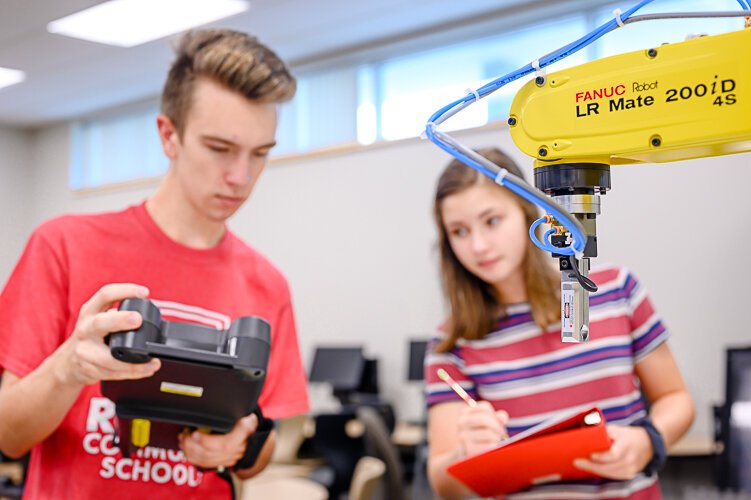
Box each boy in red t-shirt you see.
[0,30,309,499]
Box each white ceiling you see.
[0,0,597,128]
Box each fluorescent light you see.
[47,0,249,48]
[0,67,25,90]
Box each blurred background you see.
[0,0,750,498]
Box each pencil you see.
[437,368,477,407]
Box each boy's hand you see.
[180,414,259,469]
[57,283,161,386]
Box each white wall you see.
[12,122,751,434]
[26,125,156,228]
[0,127,32,281]
[600,153,749,437]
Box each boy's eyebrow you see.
[255,141,277,150]
[200,134,277,150]
[201,134,235,145]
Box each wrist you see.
[438,446,465,475]
[630,416,667,476]
[49,340,85,389]
[232,409,274,471]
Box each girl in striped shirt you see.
[425,147,694,499]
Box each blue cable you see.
[529,218,552,253]
[426,0,658,256]
[544,228,557,246]
[432,0,654,109]
[529,217,568,254]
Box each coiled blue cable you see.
[529,217,571,254]
[543,228,557,247]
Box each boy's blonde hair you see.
[161,29,297,135]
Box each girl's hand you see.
[456,401,509,457]
[573,424,653,480]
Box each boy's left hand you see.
[179,413,258,469]
[572,424,654,480]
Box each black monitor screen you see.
[726,347,751,490]
[729,347,751,403]
[309,347,365,391]
[408,340,428,381]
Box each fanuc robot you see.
[427,4,751,342]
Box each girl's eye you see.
[487,216,501,227]
[208,144,229,153]
[450,227,468,237]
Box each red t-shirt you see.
[0,203,310,499]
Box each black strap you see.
[630,415,667,476]
[233,407,275,471]
[216,466,236,500]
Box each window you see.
[593,0,745,58]
[376,16,588,141]
[69,105,166,190]
[275,67,359,155]
[69,0,747,188]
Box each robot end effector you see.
[508,27,751,342]
[535,164,610,343]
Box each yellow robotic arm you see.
[510,27,750,165]
[508,27,751,341]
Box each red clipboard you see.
[447,407,612,497]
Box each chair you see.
[0,451,26,499]
[405,339,430,497]
[715,346,751,491]
[311,411,367,498]
[240,475,328,500]
[270,414,309,463]
[349,456,386,500]
[269,414,323,469]
[237,414,330,499]
[357,406,406,500]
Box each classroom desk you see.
[667,434,719,457]
[304,414,427,448]
[392,421,425,447]
[240,475,328,500]
[0,462,22,484]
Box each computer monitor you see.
[724,347,751,491]
[359,358,379,395]
[408,340,428,381]
[728,348,751,403]
[309,347,365,391]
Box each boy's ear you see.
[156,114,179,160]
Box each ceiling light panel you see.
[47,0,249,48]
[0,67,25,90]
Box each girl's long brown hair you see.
[434,148,560,352]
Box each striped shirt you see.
[425,266,667,499]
